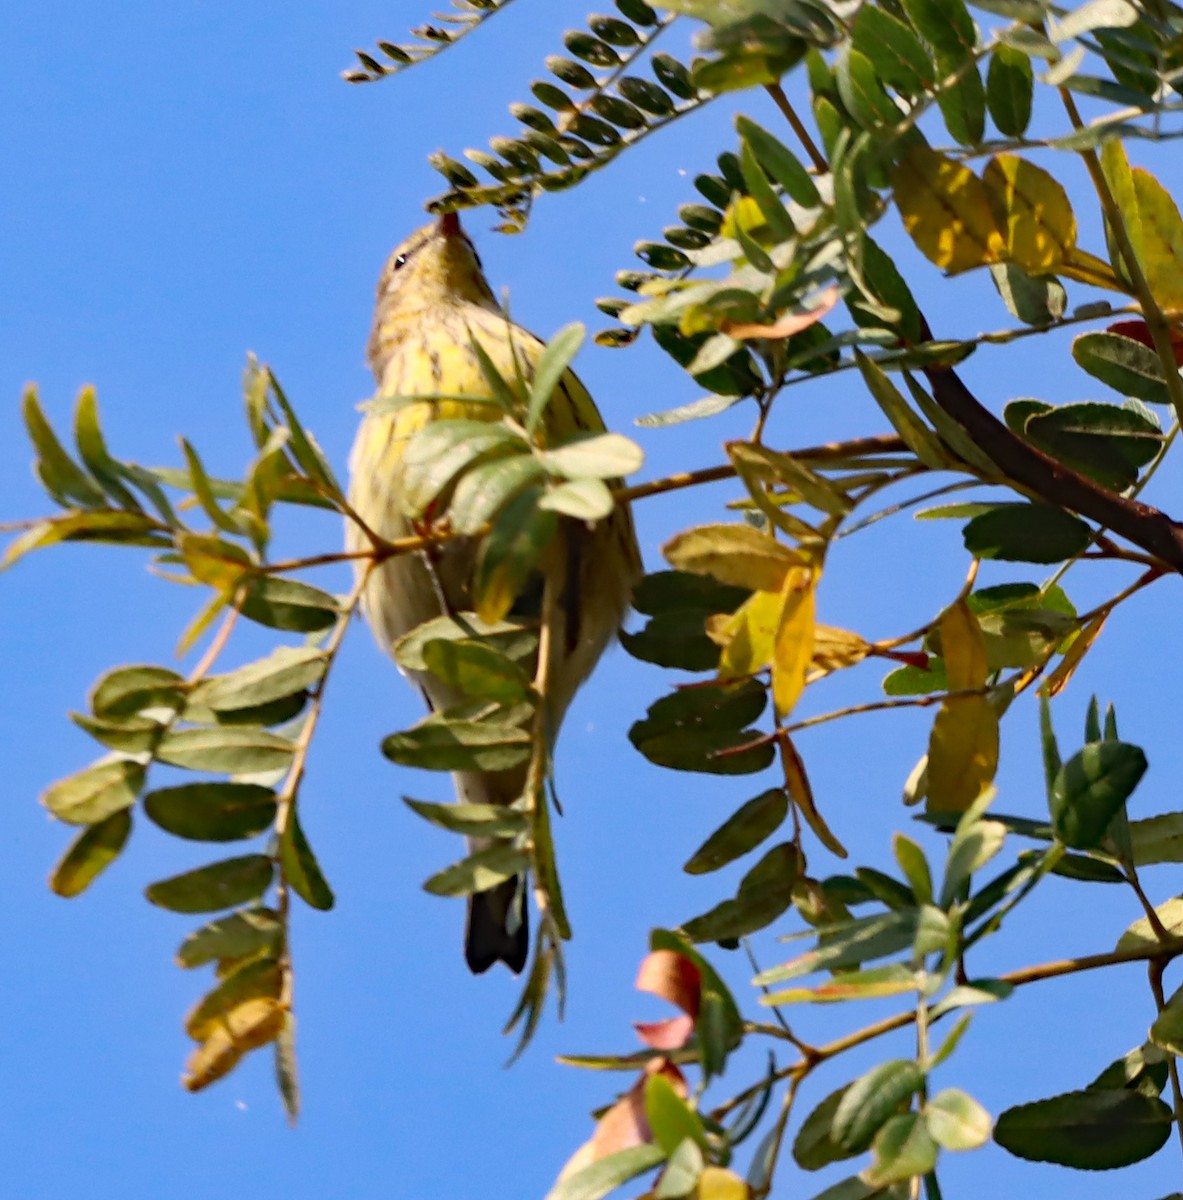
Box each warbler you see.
[347,212,641,973]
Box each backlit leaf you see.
[893,147,1004,273]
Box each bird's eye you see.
[393,254,408,270]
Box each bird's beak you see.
[438,211,462,238]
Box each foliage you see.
[13,0,1183,1193]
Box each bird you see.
[346,212,641,973]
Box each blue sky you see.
[4,3,1183,1198]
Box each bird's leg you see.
[411,502,456,617]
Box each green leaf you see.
[144,782,278,842]
[852,5,934,95]
[1149,983,1183,1056]
[892,834,933,904]
[633,570,749,616]
[90,664,186,718]
[191,647,326,712]
[1130,812,1183,866]
[683,788,788,874]
[449,454,547,534]
[962,503,1091,563]
[837,46,904,131]
[542,432,644,480]
[681,842,800,941]
[757,911,918,983]
[240,576,339,633]
[646,1073,708,1156]
[181,438,246,536]
[1023,401,1162,489]
[793,1084,861,1170]
[635,392,747,428]
[402,419,524,516]
[538,477,615,520]
[653,1139,703,1199]
[526,323,586,436]
[154,727,295,774]
[22,385,106,508]
[2,511,170,569]
[620,609,722,672]
[381,715,531,772]
[734,116,819,205]
[630,679,773,775]
[49,809,133,897]
[925,1088,991,1150]
[833,1060,925,1153]
[993,1088,1173,1168]
[41,759,145,826]
[72,387,143,511]
[394,612,537,672]
[422,638,534,703]
[422,843,529,897]
[543,1144,665,1200]
[855,351,948,470]
[990,263,1066,326]
[176,906,283,968]
[145,854,275,913]
[987,44,1033,135]
[1050,741,1148,849]
[473,487,558,624]
[265,367,340,493]
[403,796,529,837]
[279,807,335,910]
[862,1112,938,1187]
[274,1011,300,1125]
[1089,1043,1170,1097]
[1072,331,1171,404]
[71,711,165,755]
[1116,897,1183,951]
[900,0,976,58]
[883,659,948,696]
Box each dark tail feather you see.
[465,876,529,974]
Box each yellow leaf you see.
[182,998,284,1092]
[1059,246,1124,293]
[982,154,1076,274]
[1100,138,1142,276]
[772,569,815,718]
[696,1166,750,1199]
[1100,142,1183,307]
[810,624,871,676]
[721,195,769,242]
[893,146,1005,274]
[713,587,784,678]
[1039,612,1107,698]
[664,523,806,591]
[782,735,847,857]
[1132,168,1183,310]
[939,599,988,692]
[927,695,999,813]
[729,442,852,517]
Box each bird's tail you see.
[465,876,529,974]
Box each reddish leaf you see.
[1106,319,1183,365]
[635,949,702,1019]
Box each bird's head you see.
[374,212,497,316]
